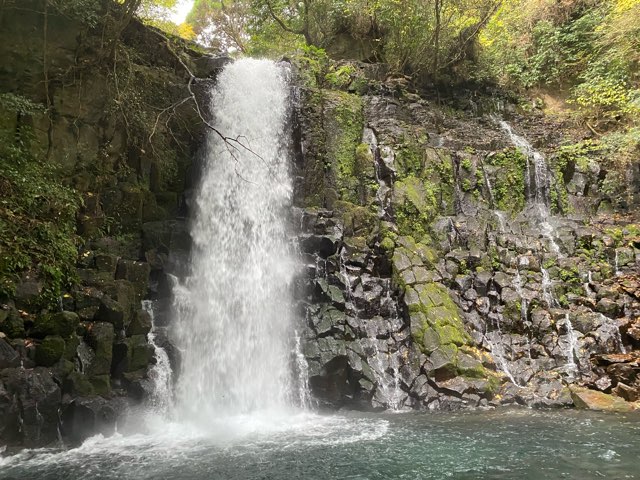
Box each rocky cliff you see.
[293,60,640,412]
[0,0,225,447]
[1,1,639,450]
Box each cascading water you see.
[496,119,561,255]
[497,120,549,207]
[143,300,174,414]
[171,59,300,422]
[560,314,579,377]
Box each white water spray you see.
[172,59,299,422]
[143,300,174,414]
[560,314,579,377]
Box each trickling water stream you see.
[497,119,561,255]
[143,300,174,414]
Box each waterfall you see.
[541,267,557,308]
[497,120,549,207]
[560,314,579,377]
[496,119,561,255]
[172,59,299,422]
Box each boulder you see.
[95,295,126,329]
[0,310,25,338]
[127,309,153,336]
[61,396,124,444]
[85,322,115,376]
[31,311,79,338]
[570,386,637,413]
[64,371,95,397]
[115,259,151,297]
[0,368,61,446]
[0,338,20,369]
[112,335,154,375]
[34,335,65,367]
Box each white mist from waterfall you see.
[172,59,299,424]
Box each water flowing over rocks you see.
[1,5,639,449]
[292,63,639,412]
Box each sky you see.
[170,0,195,24]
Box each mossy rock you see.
[85,322,114,376]
[323,91,365,204]
[0,311,26,338]
[89,375,111,396]
[113,335,154,375]
[64,371,95,397]
[335,201,377,237]
[35,335,65,367]
[408,282,471,354]
[31,311,79,338]
[127,309,152,336]
[63,334,80,361]
[52,358,75,382]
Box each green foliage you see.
[479,0,639,122]
[0,94,81,306]
[293,45,330,88]
[325,64,357,89]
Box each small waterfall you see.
[483,166,496,208]
[340,252,402,410]
[497,120,549,207]
[293,331,313,409]
[513,268,528,322]
[172,59,299,422]
[583,271,595,298]
[560,314,579,377]
[598,314,626,354]
[363,127,392,219]
[485,332,522,387]
[143,300,174,414]
[541,267,557,308]
[375,288,404,411]
[496,119,561,255]
[494,211,507,234]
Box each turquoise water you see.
[1,409,638,479]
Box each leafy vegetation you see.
[479,0,640,123]
[0,94,81,306]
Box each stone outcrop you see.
[0,1,212,447]
[293,60,639,411]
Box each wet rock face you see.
[0,1,202,447]
[295,210,404,409]
[293,68,640,411]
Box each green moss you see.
[486,148,527,213]
[393,176,439,238]
[32,311,79,338]
[64,371,95,397]
[410,282,471,355]
[325,91,366,204]
[89,375,111,396]
[335,201,377,237]
[35,335,65,367]
[380,236,396,251]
